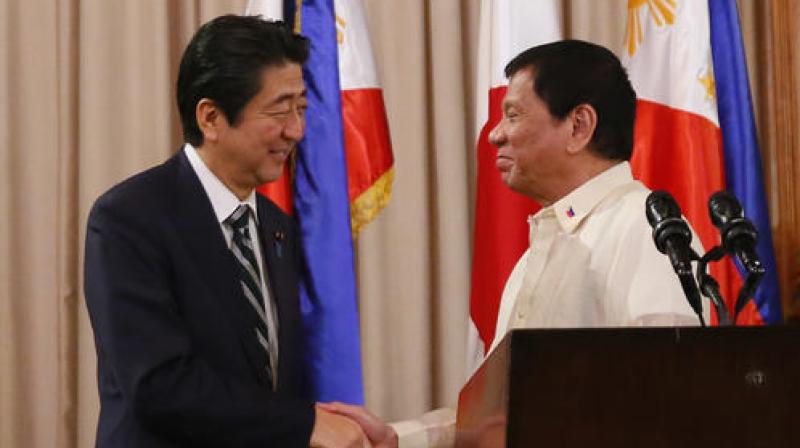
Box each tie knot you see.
[226,204,251,231]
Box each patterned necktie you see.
[226,204,274,387]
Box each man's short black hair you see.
[177,15,309,147]
[505,40,637,161]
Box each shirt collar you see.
[184,143,259,225]
[533,161,633,234]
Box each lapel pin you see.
[273,230,285,258]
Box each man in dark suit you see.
[84,15,393,447]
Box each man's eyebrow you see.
[269,89,307,106]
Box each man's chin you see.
[500,174,516,191]
[257,167,287,185]
[502,178,530,197]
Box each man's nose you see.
[488,122,505,147]
[283,108,305,142]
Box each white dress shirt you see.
[184,143,280,377]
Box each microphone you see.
[645,191,703,322]
[645,191,695,276]
[708,191,764,275]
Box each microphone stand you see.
[678,268,706,327]
[693,245,765,325]
[734,262,765,322]
[672,247,706,327]
[695,246,731,326]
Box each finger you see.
[315,401,340,412]
[317,401,355,413]
[319,402,371,423]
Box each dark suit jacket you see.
[84,150,314,447]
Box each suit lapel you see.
[171,152,236,302]
[170,151,273,386]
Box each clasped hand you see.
[310,402,398,448]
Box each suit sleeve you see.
[84,197,315,447]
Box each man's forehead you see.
[508,67,535,89]
[503,68,536,105]
[258,64,306,97]
[259,62,304,81]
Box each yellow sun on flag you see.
[698,70,716,100]
[624,0,678,56]
[336,15,346,44]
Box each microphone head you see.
[708,190,758,257]
[645,191,691,254]
[646,190,681,227]
[708,190,744,228]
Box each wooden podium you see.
[456,327,800,447]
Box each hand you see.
[310,406,372,448]
[317,402,398,448]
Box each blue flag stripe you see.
[709,0,782,323]
[288,0,365,403]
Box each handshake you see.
[311,402,398,448]
[311,404,459,448]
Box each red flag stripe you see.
[341,88,394,202]
[341,88,393,235]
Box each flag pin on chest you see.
[274,230,284,258]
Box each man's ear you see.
[566,103,597,155]
[196,98,223,143]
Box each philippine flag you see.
[622,0,781,325]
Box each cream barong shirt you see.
[489,161,705,353]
